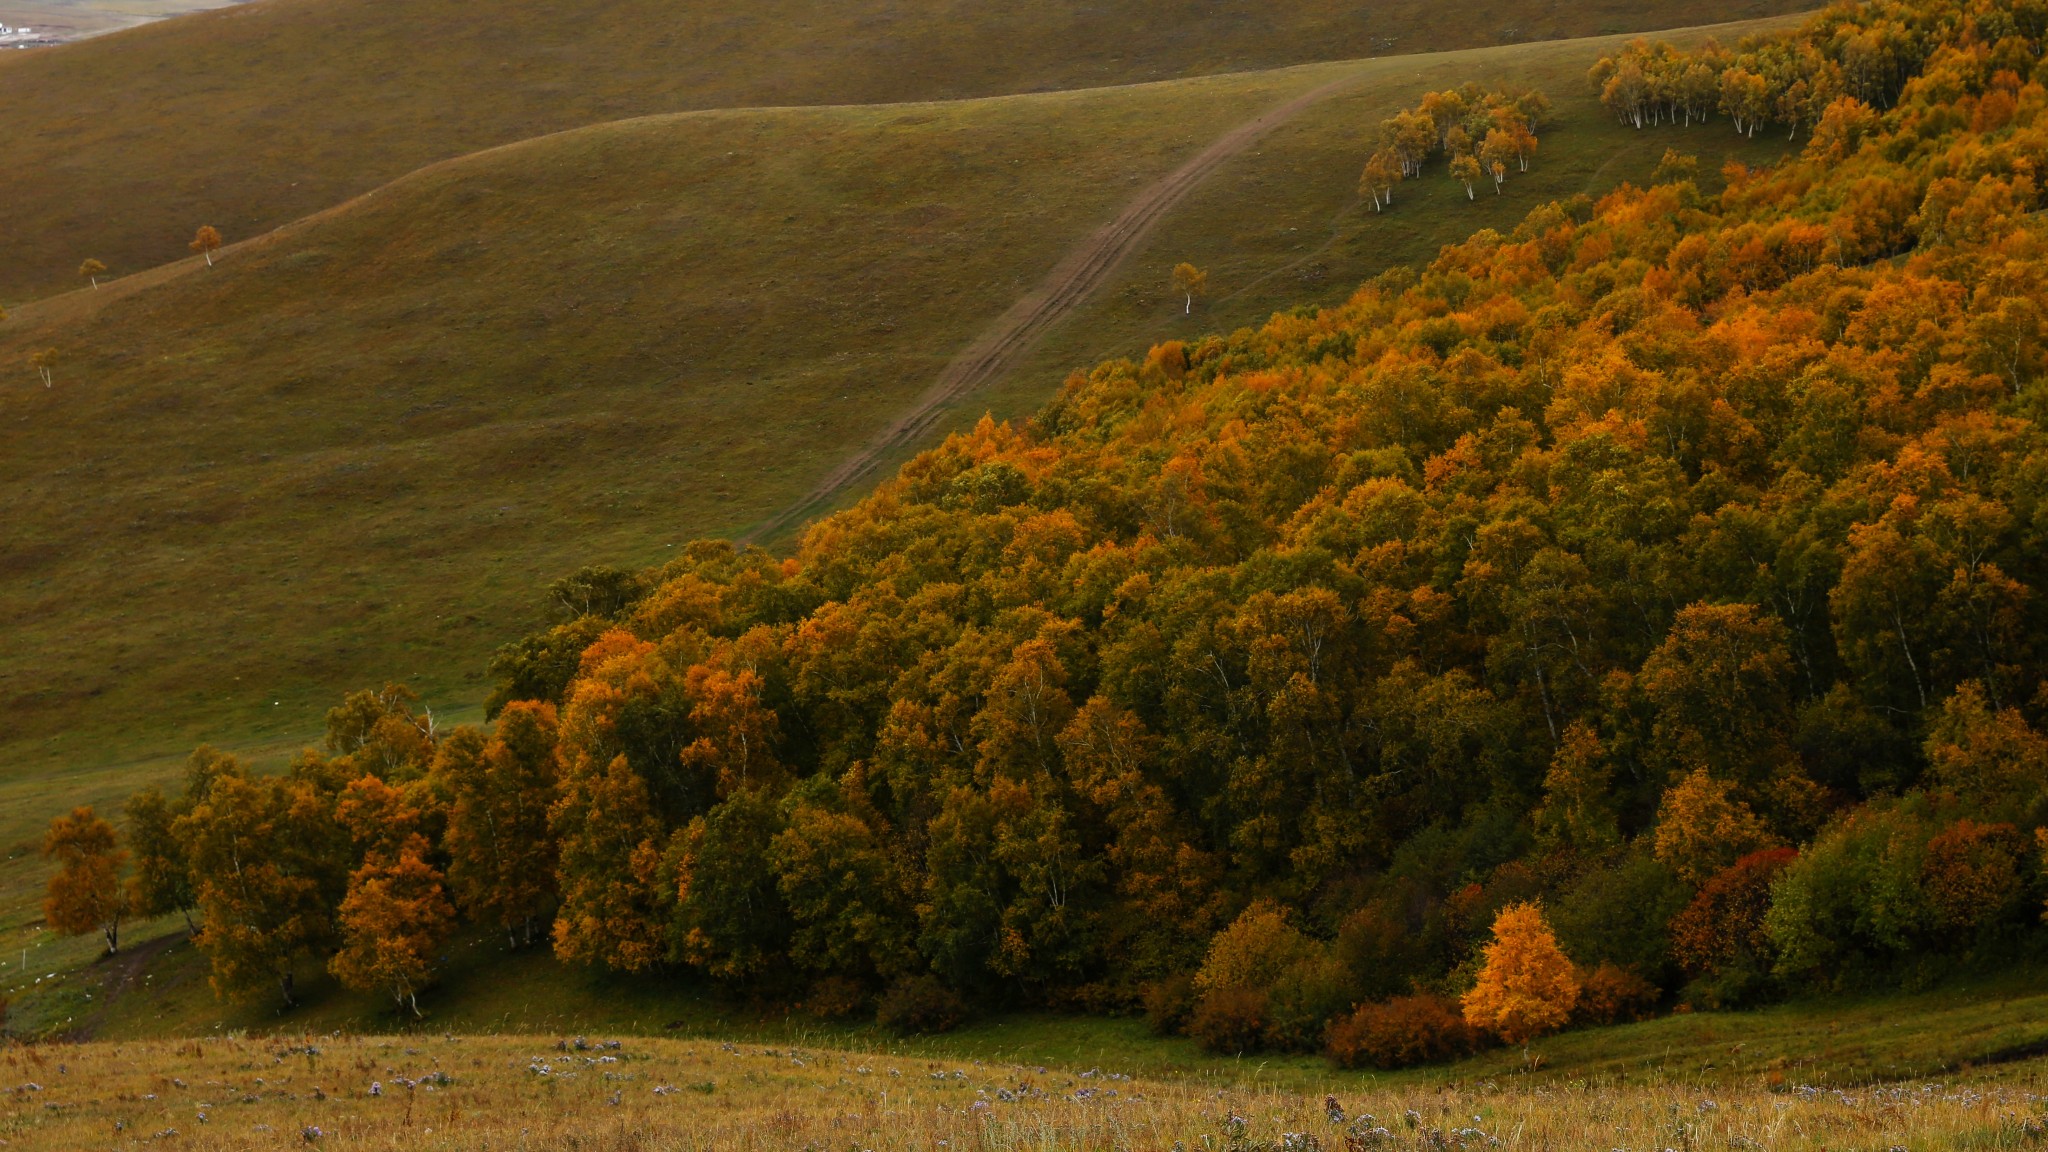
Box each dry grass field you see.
[0,0,1816,303]
[4,1031,2045,1151]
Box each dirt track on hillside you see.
[742,66,1374,544]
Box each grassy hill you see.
[0,0,1818,302]
[0,26,1799,933]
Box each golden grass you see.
[0,0,1816,303]
[2,1032,2044,1150]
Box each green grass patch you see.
[50,915,2048,1090]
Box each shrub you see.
[876,975,966,1035]
[1551,853,1688,986]
[1921,819,2029,931]
[1143,973,1198,1036]
[805,975,870,1020]
[1574,963,1659,1025]
[1670,848,1798,977]
[1264,951,1352,1052]
[1335,898,1432,1004]
[1196,900,1315,994]
[1188,985,1269,1054]
[1325,994,1478,1069]
[1764,805,1933,981]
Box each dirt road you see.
[742,65,1375,544]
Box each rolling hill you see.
[0,0,1819,302]
[0,26,1800,935]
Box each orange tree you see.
[1462,903,1579,1046]
[42,807,127,955]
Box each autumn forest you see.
[33,0,2048,1071]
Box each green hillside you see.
[0,0,1817,302]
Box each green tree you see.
[124,788,196,931]
[771,779,915,983]
[179,774,350,1007]
[673,788,790,983]
[437,702,561,946]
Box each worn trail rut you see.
[743,66,1374,544]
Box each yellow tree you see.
[330,834,455,1016]
[43,807,127,955]
[1480,129,1515,192]
[78,258,106,290]
[1450,154,1483,200]
[29,347,55,387]
[1462,903,1579,1045]
[549,753,667,972]
[190,225,224,267]
[1654,768,1778,886]
[1359,150,1401,212]
[1172,263,1209,315]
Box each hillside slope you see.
[0,30,1799,917]
[0,0,1817,300]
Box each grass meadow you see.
[0,29,1803,947]
[0,0,1814,302]
[5,1029,2048,1150]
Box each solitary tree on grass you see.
[1462,903,1579,1049]
[29,347,56,387]
[1172,263,1209,315]
[43,807,128,955]
[190,226,223,267]
[79,258,106,290]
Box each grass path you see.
[744,66,1381,542]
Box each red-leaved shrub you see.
[1574,962,1659,1025]
[1669,847,1798,976]
[1188,986,1269,1054]
[1324,994,1479,1069]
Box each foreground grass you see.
[0,0,1816,302]
[6,1030,2047,1151]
